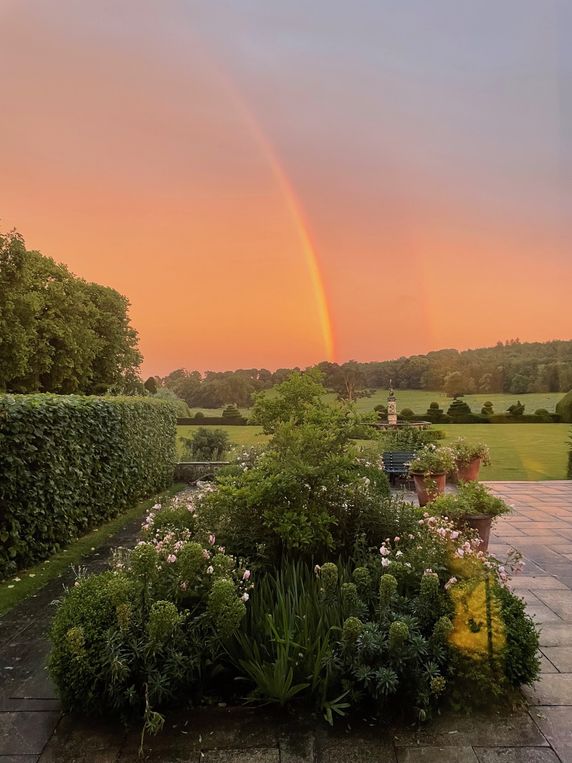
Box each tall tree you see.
[0,231,142,393]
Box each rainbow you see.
[198,51,336,362]
[234,104,336,362]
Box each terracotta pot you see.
[456,457,482,483]
[462,513,493,552]
[412,473,446,507]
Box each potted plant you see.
[408,445,456,507]
[431,482,510,551]
[450,438,491,482]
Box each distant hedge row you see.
[176,416,247,426]
[0,395,176,578]
[407,413,561,424]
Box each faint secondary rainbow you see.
[198,51,335,362]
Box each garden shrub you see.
[507,400,525,417]
[481,401,494,416]
[556,390,572,423]
[222,404,242,421]
[49,490,250,734]
[0,395,176,577]
[400,407,415,420]
[447,399,472,418]
[426,402,448,423]
[198,410,391,564]
[181,427,230,461]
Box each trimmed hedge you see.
[409,413,558,425]
[0,395,176,578]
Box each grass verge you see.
[0,483,184,616]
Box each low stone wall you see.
[174,461,230,483]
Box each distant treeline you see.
[152,338,572,409]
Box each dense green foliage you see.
[431,482,511,520]
[49,495,250,736]
[181,428,230,461]
[200,396,391,564]
[0,395,176,577]
[556,390,572,423]
[153,387,190,418]
[49,377,540,736]
[0,231,141,393]
[447,399,472,418]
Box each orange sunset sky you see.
[1,1,570,377]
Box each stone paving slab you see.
[316,735,396,763]
[396,748,478,762]
[532,706,572,762]
[523,674,572,706]
[474,747,561,762]
[392,712,549,749]
[200,750,279,763]
[541,647,572,673]
[0,711,60,755]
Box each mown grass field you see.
[177,423,570,481]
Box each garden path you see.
[0,482,571,762]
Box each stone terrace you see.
[1,482,571,762]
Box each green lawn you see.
[178,423,570,481]
[439,424,570,481]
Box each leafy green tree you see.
[144,377,158,394]
[153,387,189,417]
[0,231,39,388]
[509,373,529,395]
[330,361,368,402]
[0,231,142,393]
[443,371,465,398]
[251,370,328,434]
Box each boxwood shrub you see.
[0,395,176,577]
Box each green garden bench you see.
[382,451,415,485]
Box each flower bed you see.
[48,375,540,738]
